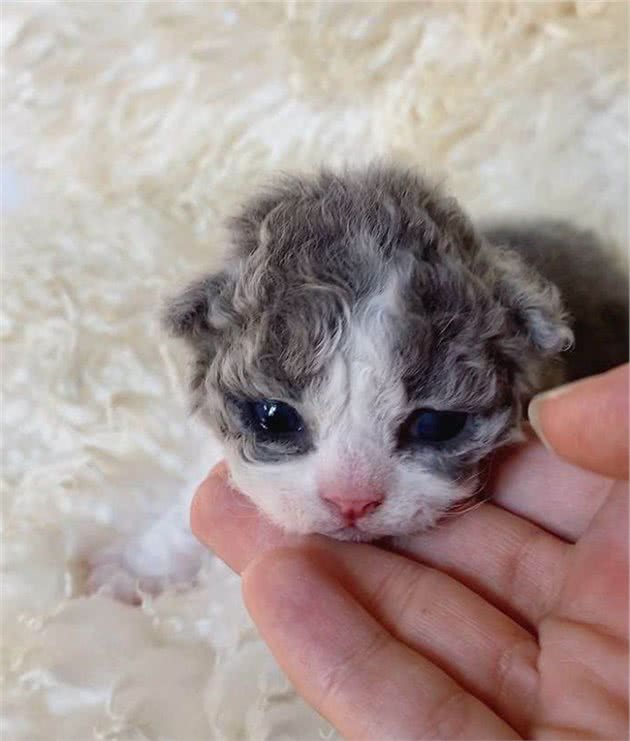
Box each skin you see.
[191,363,628,740]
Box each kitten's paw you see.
[85,502,203,604]
[86,542,164,605]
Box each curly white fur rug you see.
[2,2,627,739]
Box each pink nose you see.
[322,493,384,522]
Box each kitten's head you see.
[164,166,572,540]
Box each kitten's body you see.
[88,166,628,600]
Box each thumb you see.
[528,363,628,480]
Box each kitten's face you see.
[215,350,516,540]
[165,166,571,539]
[206,281,519,540]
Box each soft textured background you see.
[1,2,628,739]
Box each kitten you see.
[88,165,628,600]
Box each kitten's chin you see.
[320,524,388,543]
[325,527,375,543]
[317,515,440,542]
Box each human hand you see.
[192,364,628,740]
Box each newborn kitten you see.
[88,165,628,600]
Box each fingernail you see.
[527,381,577,449]
[527,396,550,449]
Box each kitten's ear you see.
[161,271,233,342]
[495,250,574,355]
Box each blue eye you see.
[240,399,304,438]
[402,408,468,445]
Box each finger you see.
[489,434,614,541]
[190,464,303,573]
[243,548,521,741]
[392,501,569,629]
[308,539,539,735]
[528,364,629,480]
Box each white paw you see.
[86,542,165,605]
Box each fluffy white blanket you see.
[2,2,627,739]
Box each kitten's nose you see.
[321,493,384,522]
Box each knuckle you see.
[419,687,473,740]
[492,636,539,719]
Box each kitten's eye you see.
[401,408,468,445]
[240,399,304,438]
